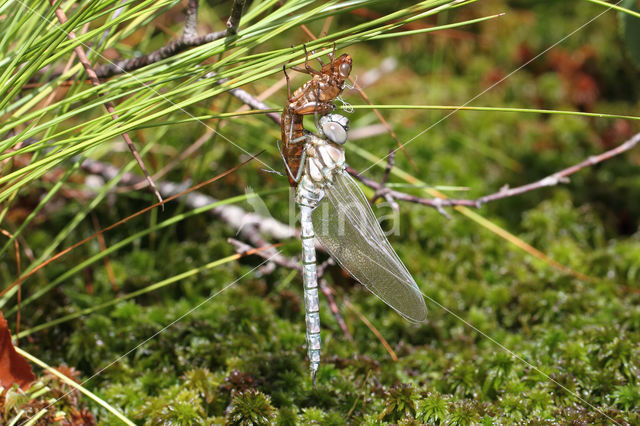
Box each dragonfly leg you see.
[294,149,307,183]
[303,44,321,75]
[290,65,310,75]
[289,133,308,144]
[290,66,310,76]
[283,65,292,99]
[259,168,285,177]
[313,85,322,135]
[289,112,296,143]
[329,42,337,72]
[277,139,301,183]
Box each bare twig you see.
[371,148,399,211]
[228,237,352,341]
[226,0,247,35]
[316,258,352,340]
[80,158,297,242]
[229,86,282,124]
[183,0,199,39]
[316,257,335,278]
[94,0,247,79]
[49,0,163,206]
[94,29,226,78]
[228,238,298,271]
[320,278,353,341]
[471,132,640,205]
[348,131,640,212]
[380,148,395,186]
[348,166,457,211]
[82,156,296,277]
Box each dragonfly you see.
[293,113,428,382]
[281,45,352,187]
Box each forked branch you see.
[94,0,246,78]
[349,131,640,211]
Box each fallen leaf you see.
[0,311,35,390]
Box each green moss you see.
[8,1,640,423]
[226,389,276,425]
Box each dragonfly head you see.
[319,114,349,145]
[324,54,352,80]
[337,54,352,79]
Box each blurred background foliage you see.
[1,0,639,423]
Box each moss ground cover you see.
[1,0,639,423]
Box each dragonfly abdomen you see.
[300,204,321,381]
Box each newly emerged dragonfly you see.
[294,113,427,381]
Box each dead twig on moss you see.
[320,278,353,341]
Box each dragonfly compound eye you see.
[339,62,351,79]
[322,121,348,145]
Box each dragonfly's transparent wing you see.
[312,172,427,322]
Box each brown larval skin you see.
[281,53,352,187]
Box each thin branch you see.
[380,148,395,186]
[320,278,353,341]
[49,1,163,206]
[316,257,335,279]
[472,132,640,205]
[228,238,353,341]
[348,131,640,212]
[80,158,297,242]
[228,238,298,271]
[226,0,247,35]
[183,0,199,39]
[94,0,247,79]
[94,30,226,78]
[371,148,399,211]
[228,86,282,124]
[316,257,353,340]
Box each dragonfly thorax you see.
[295,120,348,209]
[318,114,349,145]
